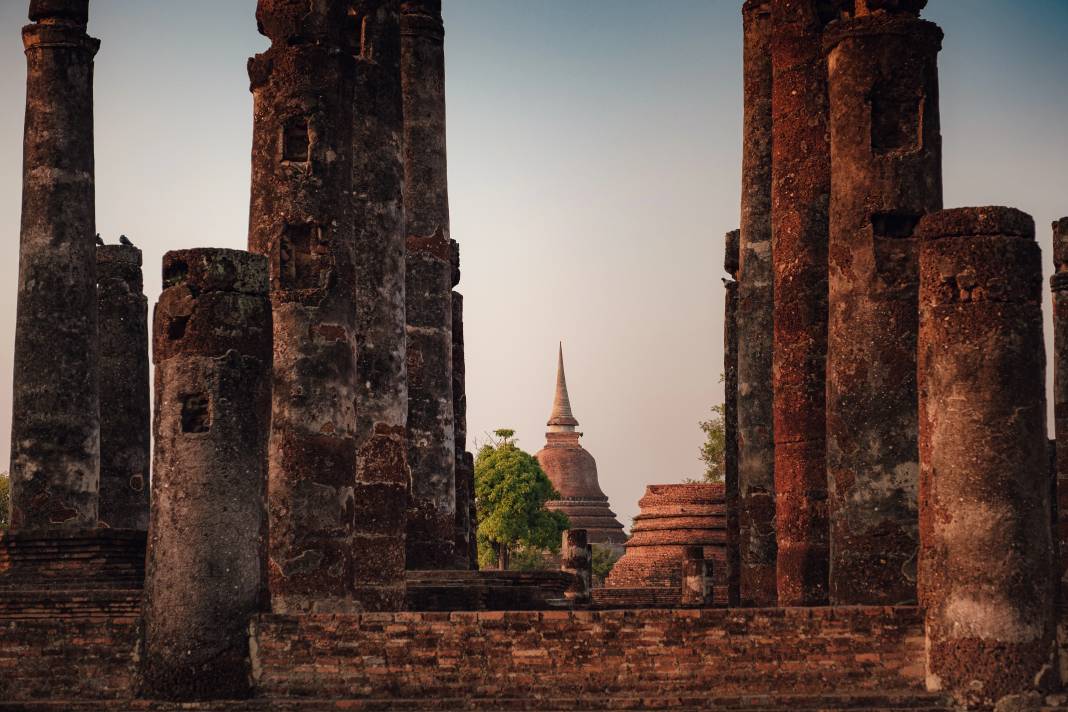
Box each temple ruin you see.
[0,0,1066,710]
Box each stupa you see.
[535,345,627,551]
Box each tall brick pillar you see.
[97,244,150,530]
[351,0,410,611]
[823,4,942,605]
[402,0,459,569]
[769,0,834,606]
[723,229,741,607]
[452,274,476,568]
[10,0,101,531]
[918,207,1056,709]
[738,0,777,607]
[141,249,271,700]
[1053,216,1068,593]
[249,0,362,612]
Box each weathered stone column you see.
[770,0,834,606]
[351,0,410,611]
[452,278,475,567]
[723,230,741,607]
[249,0,362,612]
[402,0,458,569]
[680,546,714,607]
[1053,217,1068,594]
[824,5,942,605]
[10,0,101,531]
[97,244,150,530]
[917,207,1056,709]
[737,0,777,608]
[141,249,271,700]
[561,529,592,603]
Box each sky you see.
[0,1,1065,529]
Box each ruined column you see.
[351,0,410,611]
[723,230,741,607]
[97,244,150,530]
[823,4,942,605]
[402,0,459,570]
[917,207,1055,709]
[10,0,100,531]
[737,0,777,608]
[451,276,475,567]
[769,0,834,606]
[561,529,592,603]
[249,0,363,612]
[680,546,714,607]
[1053,217,1068,593]
[140,249,271,700]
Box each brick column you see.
[141,249,271,700]
[249,0,363,612]
[351,0,410,611]
[824,7,942,605]
[737,0,777,608]
[452,281,476,567]
[770,0,833,606]
[402,0,459,569]
[96,244,150,530]
[723,229,741,607]
[918,207,1055,708]
[10,0,101,531]
[1053,217,1068,594]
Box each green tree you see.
[698,404,726,483]
[0,472,9,529]
[475,428,570,570]
[591,545,621,585]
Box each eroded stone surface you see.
[917,207,1055,709]
[97,245,150,531]
[141,249,271,700]
[824,11,942,605]
[724,229,741,607]
[1054,217,1068,594]
[10,0,101,532]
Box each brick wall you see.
[251,606,926,701]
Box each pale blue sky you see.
[0,1,1065,527]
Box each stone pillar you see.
[737,0,777,609]
[351,0,410,612]
[917,207,1056,708]
[770,0,834,606]
[723,230,741,607]
[1053,217,1068,594]
[10,0,101,531]
[823,7,942,605]
[402,0,458,570]
[96,245,150,530]
[249,0,363,612]
[561,529,592,603]
[452,278,475,567]
[680,546,714,607]
[140,249,271,700]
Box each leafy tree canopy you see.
[0,472,9,529]
[698,404,726,483]
[475,428,570,569]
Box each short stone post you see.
[680,546,713,607]
[917,207,1056,708]
[97,244,150,530]
[561,529,592,603]
[10,0,101,531]
[140,249,272,700]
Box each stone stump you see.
[140,249,272,700]
[917,207,1056,708]
[680,546,714,607]
[561,529,592,604]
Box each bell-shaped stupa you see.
[535,344,627,550]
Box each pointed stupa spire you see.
[548,342,580,432]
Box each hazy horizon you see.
[0,1,1065,530]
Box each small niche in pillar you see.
[282,117,310,163]
[872,211,921,292]
[279,224,322,290]
[181,393,211,434]
[870,82,922,155]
